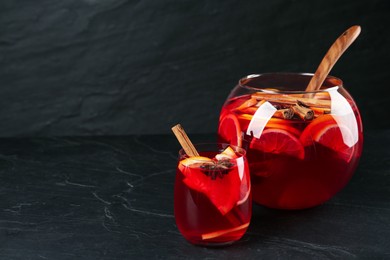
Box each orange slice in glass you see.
[201,222,249,240]
[215,146,237,160]
[179,156,213,167]
[250,128,305,160]
[218,113,242,147]
[299,115,336,146]
[300,115,355,162]
[313,124,354,162]
[265,121,302,137]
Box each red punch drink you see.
[174,144,251,246]
[218,73,363,209]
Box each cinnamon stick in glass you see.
[251,93,331,108]
[171,124,199,157]
[292,104,314,120]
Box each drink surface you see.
[174,149,251,245]
[218,90,363,209]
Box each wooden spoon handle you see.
[305,25,361,92]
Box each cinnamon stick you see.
[255,99,266,107]
[310,106,331,117]
[273,108,294,119]
[251,92,331,108]
[292,103,314,120]
[238,100,267,115]
[235,97,258,111]
[171,124,199,157]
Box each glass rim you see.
[178,143,246,158]
[238,72,344,94]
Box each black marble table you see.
[1,130,389,259]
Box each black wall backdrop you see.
[0,0,388,137]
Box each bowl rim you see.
[238,72,344,94]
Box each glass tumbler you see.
[174,143,251,246]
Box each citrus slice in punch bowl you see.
[250,128,305,160]
[218,113,242,147]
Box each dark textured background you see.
[0,0,388,137]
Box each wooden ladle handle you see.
[305,25,361,92]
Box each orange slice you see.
[313,124,355,162]
[218,113,242,147]
[235,98,258,111]
[179,156,213,172]
[314,91,331,100]
[215,146,237,160]
[300,115,337,146]
[201,222,250,240]
[180,156,213,166]
[250,128,305,160]
[265,122,302,137]
[300,115,356,162]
